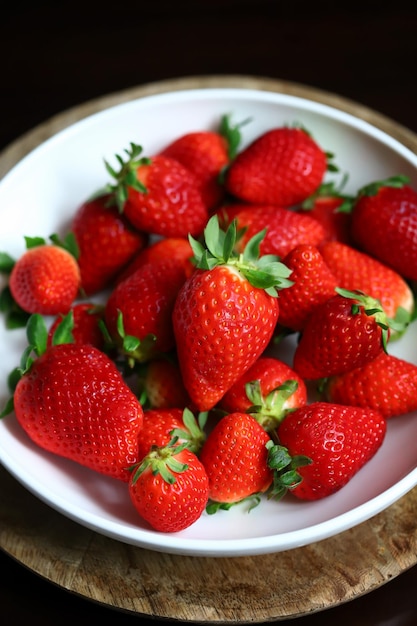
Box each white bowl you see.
[1,87,417,558]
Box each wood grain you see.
[1,75,417,623]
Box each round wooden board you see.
[1,75,417,623]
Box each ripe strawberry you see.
[323,351,417,418]
[47,302,106,350]
[2,314,144,481]
[277,244,338,331]
[218,356,307,432]
[6,236,80,316]
[319,240,415,323]
[199,412,273,505]
[219,204,327,259]
[71,194,148,296]
[293,288,396,380]
[138,355,192,410]
[350,176,417,281]
[225,126,332,206]
[277,402,387,500]
[101,143,208,238]
[137,407,207,461]
[172,215,293,411]
[129,439,209,532]
[105,258,189,363]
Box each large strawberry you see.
[172,215,293,411]
[100,142,208,238]
[350,175,417,281]
[323,351,417,419]
[293,288,398,380]
[277,402,387,500]
[71,194,148,296]
[129,438,209,532]
[224,126,332,206]
[2,314,144,482]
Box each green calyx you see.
[189,215,293,297]
[357,174,410,198]
[301,175,354,213]
[114,310,157,366]
[245,379,299,432]
[130,437,190,485]
[170,407,208,455]
[265,439,312,500]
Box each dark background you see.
[2,2,417,625]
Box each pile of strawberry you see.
[1,114,417,534]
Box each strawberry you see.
[225,126,332,206]
[350,175,417,281]
[219,204,327,259]
[47,302,106,350]
[277,402,387,500]
[172,215,293,411]
[101,143,208,238]
[319,240,415,323]
[323,351,417,418]
[71,194,148,296]
[199,412,273,506]
[6,235,80,316]
[218,356,307,432]
[138,355,192,410]
[128,438,209,532]
[2,314,144,481]
[104,258,189,363]
[277,244,338,331]
[293,288,398,380]
[137,406,207,461]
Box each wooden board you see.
[1,75,417,623]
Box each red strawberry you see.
[105,258,188,363]
[350,176,417,281]
[277,244,338,331]
[138,356,192,410]
[218,356,307,432]
[102,143,208,238]
[225,126,331,206]
[47,302,105,350]
[129,439,209,532]
[71,194,148,295]
[7,236,80,316]
[324,351,417,419]
[277,402,387,500]
[199,412,273,505]
[137,407,206,461]
[319,240,415,323]
[293,289,395,380]
[172,215,293,411]
[220,204,327,259]
[3,314,144,481]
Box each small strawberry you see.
[128,438,209,532]
[199,412,273,506]
[277,402,387,500]
[137,406,207,461]
[225,126,333,206]
[323,351,417,419]
[1,313,144,482]
[350,175,417,281]
[71,194,148,296]
[293,288,400,380]
[47,302,106,350]
[218,356,307,432]
[319,240,415,324]
[138,355,192,410]
[101,143,209,238]
[277,244,338,331]
[172,215,293,411]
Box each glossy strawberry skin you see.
[129,446,209,532]
[13,343,144,481]
[324,352,417,419]
[225,127,327,206]
[277,402,386,500]
[199,412,273,503]
[137,408,187,461]
[140,357,191,410]
[9,244,81,316]
[351,184,417,281]
[293,293,386,379]
[71,195,148,296]
[297,195,353,244]
[123,154,209,238]
[172,265,279,411]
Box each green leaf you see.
[51,311,75,345]
[24,236,46,249]
[0,252,15,273]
